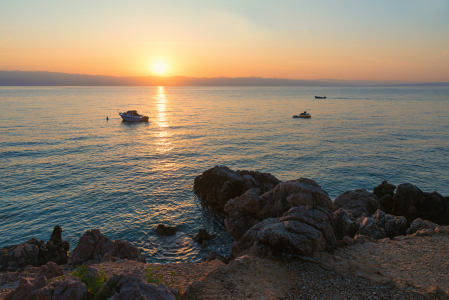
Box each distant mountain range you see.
[1,71,448,87]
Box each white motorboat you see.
[119,110,149,122]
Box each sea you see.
[1,86,448,263]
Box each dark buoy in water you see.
[106,116,109,121]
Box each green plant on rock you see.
[144,266,177,287]
[69,265,108,300]
[144,266,163,284]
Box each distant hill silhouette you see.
[0,71,447,87]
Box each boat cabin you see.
[126,110,140,116]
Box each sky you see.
[1,0,449,82]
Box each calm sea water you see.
[1,86,448,263]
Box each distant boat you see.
[315,96,326,99]
[293,111,311,118]
[119,110,149,122]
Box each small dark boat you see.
[293,111,311,118]
[315,96,326,99]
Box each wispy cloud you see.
[442,50,449,57]
[0,37,12,46]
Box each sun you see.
[152,61,168,75]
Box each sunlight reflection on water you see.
[0,86,448,262]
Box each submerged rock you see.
[192,229,215,246]
[155,224,178,236]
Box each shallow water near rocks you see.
[1,86,448,263]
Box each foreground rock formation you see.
[2,167,449,299]
[0,226,69,272]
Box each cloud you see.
[442,50,449,57]
[0,37,12,46]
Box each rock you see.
[384,215,407,238]
[412,229,436,237]
[112,240,146,263]
[406,218,438,235]
[356,217,386,240]
[224,188,261,240]
[435,226,449,234]
[0,238,40,271]
[192,229,215,246]
[0,226,70,272]
[373,181,396,198]
[155,225,178,236]
[37,276,88,299]
[42,225,70,265]
[107,271,177,300]
[378,194,394,215]
[193,166,280,210]
[224,178,333,241]
[5,275,87,300]
[203,251,229,264]
[258,178,333,219]
[333,189,380,218]
[353,234,375,243]
[232,205,336,257]
[68,229,145,265]
[68,229,114,264]
[332,208,356,240]
[38,262,64,280]
[368,209,407,239]
[342,235,354,245]
[392,184,448,225]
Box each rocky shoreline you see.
[1,166,448,299]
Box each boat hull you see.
[293,115,311,118]
[315,96,326,99]
[119,114,149,122]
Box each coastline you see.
[1,166,448,299]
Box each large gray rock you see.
[193,166,280,210]
[333,189,380,218]
[224,178,333,241]
[68,229,145,265]
[107,271,177,300]
[392,184,448,225]
[232,205,336,257]
[406,218,438,235]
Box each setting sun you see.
[152,61,168,75]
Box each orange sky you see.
[1,0,448,82]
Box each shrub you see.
[69,265,108,299]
